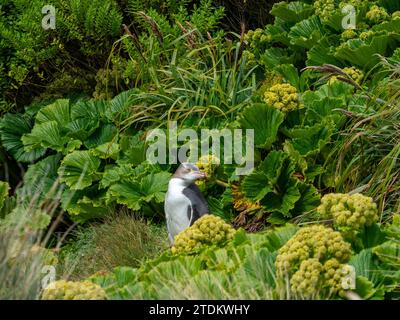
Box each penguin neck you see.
[169,177,193,189]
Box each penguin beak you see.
[196,171,207,179]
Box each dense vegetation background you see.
[0,0,399,300]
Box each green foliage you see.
[0,0,124,106]
[245,0,400,74]
[106,171,171,212]
[1,0,400,301]
[0,93,171,222]
[0,113,46,162]
[58,151,101,190]
[0,181,10,213]
[238,103,284,149]
[241,150,320,223]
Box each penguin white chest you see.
[165,180,192,241]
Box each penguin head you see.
[173,163,207,184]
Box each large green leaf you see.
[22,121,81,154]
[68,100,107,139]
[84,124,118,149]
[105,89,138,122]
[285,122,334,157]
[261,47,294,69]
[261,183,301,216]
[241,171,273,201]
[335,33,399,69]
[58,151,101,190]
[64,118,99,141]
[238,103,284,149]
[242,150,304,219]
[0,113,46,162]
[291,182,320,215]
[17,154,63,203]
[241,151,287,201]
[258,150,287,185]
[307,36,343,67]
[373,240,400,269]
[357,223,387,250]
[303,94,345,126]
[61,185,112,223]
[274,64,300,89]
[35,99,71,126]
[117,133,146,166]
[270,1,314,23]
[100,164,136,189]
[350,249,384,287]
[1,205,51,232]
[90,141,120,160]
[354,276,383,300]
[106,172,170,211]
[288,15,324,49]
[71,100,108,121]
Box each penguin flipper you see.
[183,184,209,226]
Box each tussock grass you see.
[0,187,61,299]
[325,58,400,220]
[60,211,169,280]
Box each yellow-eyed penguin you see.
[164,163,208,245]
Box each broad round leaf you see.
[58,151,101,190]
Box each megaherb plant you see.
[244,0,400,73]
[0,95,173,223]
[84,202,400,300]
[215,0,400,229]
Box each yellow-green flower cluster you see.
[196,155,220,177]
[323,258,354,294]
[275,225,353,298]
[366,5,389,24]
[314,0,336,22]
[260,72,284,92]
[317,193,379,232]
[341,29,357,41]
[290,258,322,297]
[244,28,271,49]
[276,225,352,274]
[343,67,364,84]
[358,30,388,41]
[339,0,362,9]
[328,67,364,86]
[264,83,301,112]
[323,258,355,295]
[171,214,236,254]
[392,11,400,20]
[242,50,256,68]
[42,280,106,300]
